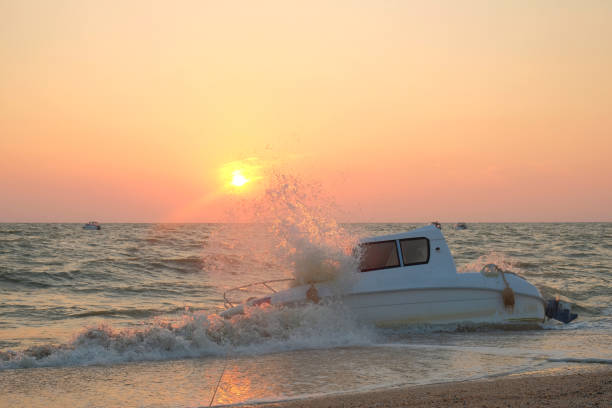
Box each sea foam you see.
[0,301,376,370]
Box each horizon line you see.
[1,221,610,224]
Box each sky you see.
[1,0,611,222]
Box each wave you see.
[0,302,376,370]
[546,357,612,365]
[5,300,607,372]
[68,307,191,319]
[0,274,53,288]
[149,256,205,274]
[70,285,207,297]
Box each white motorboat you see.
[222,226,576,326]
[83,221,101,230]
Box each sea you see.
[1,221,611,408]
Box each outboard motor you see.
[545,298,578,324]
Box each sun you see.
[231,170,249,187]
[220,158,263,192]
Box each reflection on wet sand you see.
[214,361,255,405]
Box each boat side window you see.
[360,240,400,272]
[399,238,430,266]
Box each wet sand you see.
[244,368,612,408]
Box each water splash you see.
[0,302,376,370]
[458,252,525,275]
[254,173,360,288]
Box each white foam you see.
[0,301,376,370]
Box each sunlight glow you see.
[231,170,249,187]
[220,158,265,193]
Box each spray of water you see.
[253,173,360,288]
[458,252,525,276]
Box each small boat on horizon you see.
[222,226,576,327]
[455,222,468,230]
[83,221,101,230]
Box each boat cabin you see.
[358,225,457,277]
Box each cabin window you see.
[360,240,400,272]
[399,238,430,266]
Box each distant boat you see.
[83,221,101,230]
[455,222,468,230]
[431,221,442,229]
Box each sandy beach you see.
[245,368,612,408]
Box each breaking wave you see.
[0,302,376,370]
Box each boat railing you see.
[223,278,295,309]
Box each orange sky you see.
[1,1,611,222]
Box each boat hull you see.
[223,285,545,327]
[341,287,544,327]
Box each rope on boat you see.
[481,264,515,309]
[500,270,515,309]
[306,283,320,304]
[208,353,229,407]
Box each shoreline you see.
[240,367,612,408]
